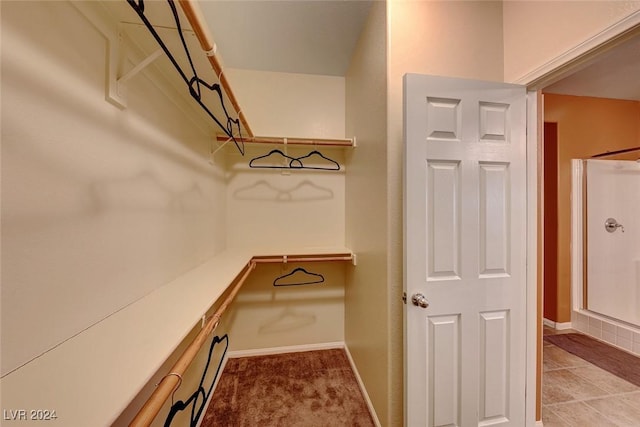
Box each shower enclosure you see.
[584,159,640,327]
[572,156,640,353]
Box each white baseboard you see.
[543,318,572,330]
[343,344,382,427]
[536,420,544,426]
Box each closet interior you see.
[1,0,385,426]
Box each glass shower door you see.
[586,159,640,327]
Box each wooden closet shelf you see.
[1,247,354,427]
[216,135,356,148]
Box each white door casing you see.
[404,74,528,426]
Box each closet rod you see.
[130,261,256,427]
[216,135,355,147]
[251,254,354,264]
[177,0,254,138]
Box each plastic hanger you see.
[248,149,340,171]
[249,149,301,169]
[273,267,325,287]
[291,150,340,171]
[164,334,229,427]
[125,0,244,155]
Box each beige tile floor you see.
[542,327,640,427]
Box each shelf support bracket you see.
[118,48,163,85]
[107,28,163,109]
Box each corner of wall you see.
[345,1,391,424]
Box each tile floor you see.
[542,327,640,426]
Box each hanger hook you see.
[157,372,183,405]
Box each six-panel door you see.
[404,74,527,427]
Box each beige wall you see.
[385,2,504,423]
[227,262,346,351]
[223,69,346,250]
[544,94,640,323]
[2,8,351,422]
[345,1,390,424]
[221,70,348,357]
[224,144,346,250]
[225,68,346,139]
[503,1,640,82]
[7,1,640,424]
[1,1,227,377]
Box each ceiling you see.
[199,1,373,76]
[542,33,640,101]
[199,1,639,100]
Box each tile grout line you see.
[543,389,640,409]
[581,399,626,427]
[543,400,624,427]
[543,332,640,426]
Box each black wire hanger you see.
[249,149,339,171]
[273,267,325,287]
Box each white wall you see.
[586,160,640,327]
[1,1,227,377]
[503,0,640,82]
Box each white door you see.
[404,74,527,426]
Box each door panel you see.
[479,310,510,425]
[479,162,510,277]
[404,74,527,427]
[429,314,461,427]
[427,160,461,280]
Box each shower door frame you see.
[571,159,587,316]
[571,159,640,336]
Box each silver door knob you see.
[411,293,429,308]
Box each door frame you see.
[519,12,640,426]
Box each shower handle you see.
[604,218,625,233]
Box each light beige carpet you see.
[201,348,375,427]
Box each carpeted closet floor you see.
[201,348,375,427]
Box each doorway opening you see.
[537,26,640,426]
